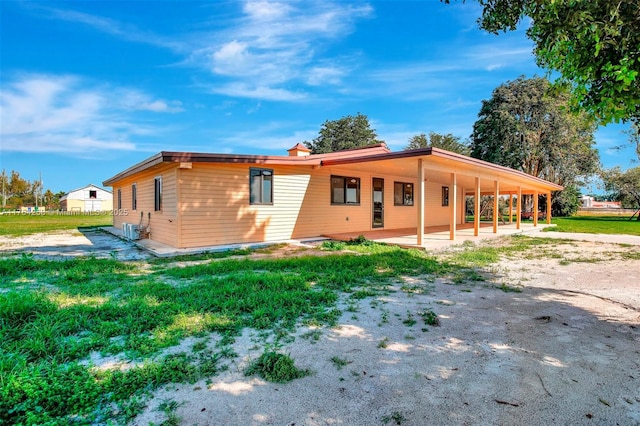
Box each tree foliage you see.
[405,132,471,155]
[601,166,640,215]
[304,113,382,154]
[549,185,582,217]
[471,76,599,188]
[444,0,640,127]
[0,170,62,209]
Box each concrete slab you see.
[102,227,328,257]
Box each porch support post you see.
[460,188,467,223]
[449,172,457,240]
[516,186,522,230]
[417,159,425,245]
[474,177,480,236]
[508,192,513,223]
[493,180,499,234]
[546,191,552,224]
[533,190,539,227]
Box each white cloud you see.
[0,74,182,154]
[23,1,373,102]
[306,66,345,86]
[26,4,185,52]
[118,90,184,113]
[201,1,372,93]
[208,82,306,102]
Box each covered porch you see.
[322,147,563,246]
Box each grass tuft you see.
[244,351,311,383]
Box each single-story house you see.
[60,184,113,212]
[581,195,621,209]
[103,143,562,249]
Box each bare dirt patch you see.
[135,240,640,426]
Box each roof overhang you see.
[321,147,563,193]
[103,146,563,194]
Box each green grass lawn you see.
[0,213,112,237]
[548,215,640,236]
[0,242,457,425]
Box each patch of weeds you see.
[345,303,359,313]
[496,283,522,293]
[150,248,253,265]
[192,340,208,352]
[157,399,182,426]
[330,356,350,370]
[300,329,322,343]
[351,288,379,299]
[378,309,389,327]
[621,250,640,261]
[400,284,428,296]
[419,309,440,327]
[347,235,372,245]
[321,240,346,251]
[382,411,406,425]
[402,311,417,327]
[450,268,485,284]
[377,337,390,349]
[404,335,415,340]
[244,351,311,383]
[310,308,342,327]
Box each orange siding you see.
[111,162,466,249]
[108,164,178,247]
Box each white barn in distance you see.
[60,184,113,212]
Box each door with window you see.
[372,178,384,228]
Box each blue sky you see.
[1,0,636,193]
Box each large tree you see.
[304,113,382,154]
[445,0,640,127]
[601,166,640,218]
[405,132,471,155]
[471,76,599,215]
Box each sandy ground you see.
[0,228,151,260]
[1,230,639,425]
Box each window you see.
[394,182,414,206]
[442,186,449,207]
[154,177,162,211]
[89,190,97,199]
[331,175,360,205]
[117,189,122,210]
[131,184,137,210]
[250,168,273,204]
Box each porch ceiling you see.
[322,155,559,195]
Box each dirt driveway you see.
[0,228,151,260]
[1,230,639,425]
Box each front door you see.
[372,178,384,228]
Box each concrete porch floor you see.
[323,222,555,250]
[103,221,554,257]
